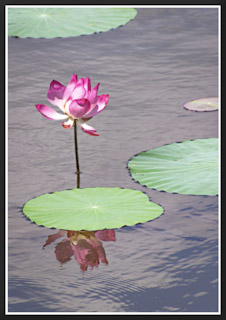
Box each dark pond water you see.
[8,8,219,313]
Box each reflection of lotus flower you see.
[43,230,67,248]
[95,229,116,242]
[55,239,73,263]
[43,229,115,271]
[36,74,109,136]
[70,232,109,271]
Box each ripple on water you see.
[8,7,219,313]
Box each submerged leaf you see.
[184,97,218,112]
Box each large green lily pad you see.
[128,138,218,196]
[23,187,163,230]
[8,7,137,38]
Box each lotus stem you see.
[74,119,80,188]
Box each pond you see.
[7,7,219,313]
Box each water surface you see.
[8,8,219,313]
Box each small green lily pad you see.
[23,187,163,230]
[128,138,218,196]
[184,97,218,112]
[8,7,137,38]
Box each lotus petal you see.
[69,99,91,119]
[62,118,74,129]
[36,104,68,120]
[79,121,100,136]
[85,94,109,118]
[47,80,66,111]
[84,77,91,98]
[63,74,78,101]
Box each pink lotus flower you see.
[36,74,109,136]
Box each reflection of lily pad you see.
[184,97,218,112]
[128,138,218,196]
[8,7,137,38]
[23,188,163,231]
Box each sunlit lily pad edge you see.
[184,97,219,112]
[22,187,164,231]
[8,7,138,38]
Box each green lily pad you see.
[8,7,137,38]
[128,138,218,196]
[23,187,163,230]
[184,97,219,112]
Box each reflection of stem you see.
[74,119,80,188]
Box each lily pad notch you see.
[23,187,164,231]
[128,138,218,196]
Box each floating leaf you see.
[23,187,163,230]
[128,138,218,196]
[184,97,218,112]
[8,7,137,38]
